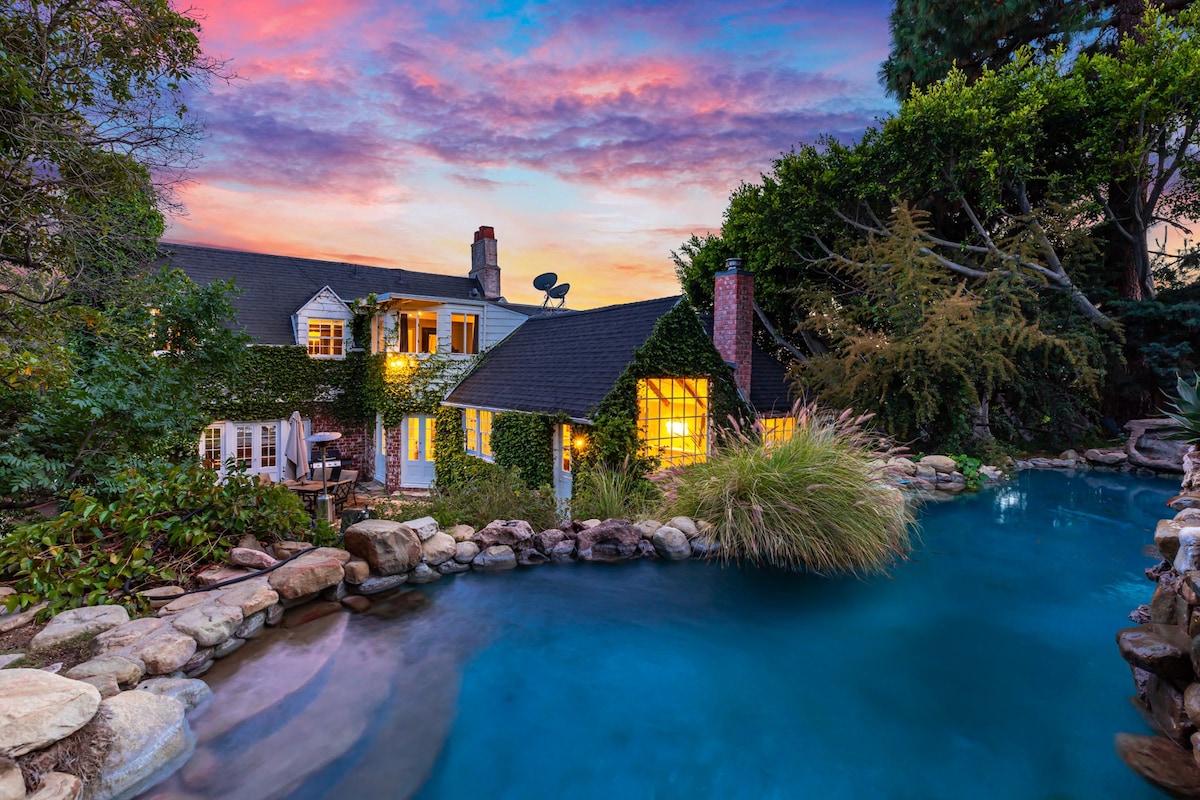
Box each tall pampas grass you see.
[654,402,916,575]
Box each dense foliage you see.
[1,463,321,615]
[492,412,556,490]
[1165,373,1200,445]
[676,7,1200,451]
[570,460,660,522]
[656,405,914,575]
[378,462,559,531]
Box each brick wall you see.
[309,409,373,482]
[384,426,404,493]
[713,263,754,400]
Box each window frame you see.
[636,377,710,469]
[450,313,479,355]
[463,408,495,461]
[307,319,345,358]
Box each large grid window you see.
[463,408,493,459]
[307,320,344,356]
[637,377,708,468]
[760,416,795,446]
[260,424,278,468]
[202,425,222,468]
[451,314,479,354]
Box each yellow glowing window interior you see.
[407,417,420,461]
[202,425,222,467]
[451,314,478,354]
[480,410,493,457]
[307,319,344,356]
[760,416,795,445]
[637,377,708,468]
[397,311,438,353]
[465,409,478,452]
[561,424,572,473]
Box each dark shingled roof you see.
[160,243,498,345]
[445,296,681,419]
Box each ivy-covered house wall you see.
[583,298,747,473]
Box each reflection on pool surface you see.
[143,470,1179,800]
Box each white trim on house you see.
[199,418,298,481]
[294,285,354,357]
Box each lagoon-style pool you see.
[141,470,1179,800]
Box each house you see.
[443,259,796,500]
[164,226,539,491]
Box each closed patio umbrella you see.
[284,411,309,479]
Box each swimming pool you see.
[142,470,1179,799]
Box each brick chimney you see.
[470,226,501,299]
[714,258,753,400]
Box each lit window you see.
[307,319,344,356]
[637,377,708,468]
[463,408,493,460]
[202,425,222,468]
[397,311,438,353]
[760,416,795,446]
[426,416,436,460]
[261,424,277,467]
[480,410,492,457]
[451,314,479,354]
[235,425,253,469]
[561,424,572,473]
[465,409,478,452]
[407,417,420,461]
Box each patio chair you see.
[340,470,359,507]
[257,472,275,485]
[331,475,355,515]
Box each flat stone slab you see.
[350,574,408,595]
[1117,624,1194,680]
[217,581,278,617]
[29,605,129,652]
[137,677,213,713]
[122,627,198,676]
[170,602,243,648]
[65,654,145,688]
[0,669,101,756]
[91,617,167,656]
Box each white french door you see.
[400,414,436,488]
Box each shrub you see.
[426,462,559,531]
[655,403,915,575]
[571,460,661,522]
[0,462,325,615]
[1164,372,1200,445]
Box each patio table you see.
[284,478,354,515]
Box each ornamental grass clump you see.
[655,403,915,575]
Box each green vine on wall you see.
[202,345,367,426]
[363,352,474,427]
[493,412,555,489]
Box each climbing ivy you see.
[203,346,367,426]
[363,352,474,427]
[433,406,481,488]
[493,412,556,489]
[582,298,748,474]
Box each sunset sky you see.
[168,0,897,309]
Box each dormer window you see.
[308,319,344,357]
[451,313,479,354]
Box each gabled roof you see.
[160,243,488,345]
[445,297,681,419]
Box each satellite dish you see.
[533,272,558,291]
[547,283,570,299]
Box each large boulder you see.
[575,519,643,562]
[0,757,24,800]
[0,669,101,756]
[532,528,566,553]
[918,455,958,474]
[1084,448,1127,466]
[401,516,440,541]
[1126,418,1189,472]
[447,524,475,542]
[651,526,691,560]
[1117,624,1193,680]
[30,771,82,800]
[454,541,480,564]
[87,691,193,800]
[472,545,517,571]
[267,558,346,600]
[136,677,213,713]
[342,520,422,576]
[474,520,535,549]
[665,516,698,538]
[29,605,130,653]
[169,602,243,648]
[1145,673,1195,745]
[1117,733,1200,797]
[421,532,457,566]
[407,563,441,584]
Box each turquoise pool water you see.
[144,470,1181,799]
